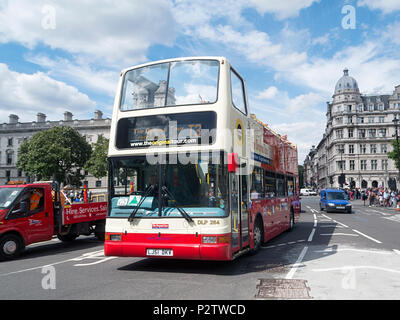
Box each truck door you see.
[7,187,53,244]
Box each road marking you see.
[0,249,116,277]
[285,246,308,279]
[308,228,316,242]
[319,233,358,237]
[331,220,349,228]
[312,266,400,274]
[319,224,346,228]
[352,229,382,244]
[314,248,392,255]
[321,214,332,220]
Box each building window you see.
[337,144,345,153]
[337,161,346,171]
[336,130,343,139]
[379,116,385,123]
[336,117,343,124]
[368,117,374,123]
[382,159,388,170]
[370,144,377,154]
[347,105,352,112]
[6,152,12,165]
[350,160,355,170]
[368,129,376,138]
[360,160,367,170]
[348,128,353,138]
[368,104,373,111]
[381,144,387,153]
[7,138,13,147]
[371,160,378,170]
[348,116,353,124]
[357,105,363,112]
[349,145,354,154]
[379,104,384,111]
[95,180,102,188]
[358,129,366,138]
[337,105,342,112]
[378,128,386,137]
[360,144,366,154]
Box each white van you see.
[300,188,317,196]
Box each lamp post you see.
[393,114,400,191]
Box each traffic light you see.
[338,173,345,186]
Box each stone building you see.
[306,69,400,190]
[0,110,111,191]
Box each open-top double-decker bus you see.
[104,57,300,260]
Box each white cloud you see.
[256,86,279,100]
[26,55,120,98]
[247,0,320,20]
[357,0,400,13]
[0,0,176,66]
[0,63,96,123]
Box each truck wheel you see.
[0,234,23,261]
[57,233,78,242]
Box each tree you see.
[388,139,400,170]
[17,126,92,186]
[298,165,304,188]
[84,135,109,179]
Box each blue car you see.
[320,189,352,213]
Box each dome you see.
[334,68,359,93]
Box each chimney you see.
[94,110,103,120]
[9,114,19,124]
[37,113,46,123]
[64,111,73,121]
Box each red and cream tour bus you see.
[104,56,300,261]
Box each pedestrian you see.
[361,190,367,206]
[369,190,375,207]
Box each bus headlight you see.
[108,234,122,241]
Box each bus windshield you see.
[120,59,219,111]
[0,187,23,209]
[108,153,229,218]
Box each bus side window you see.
[250,167,263,200]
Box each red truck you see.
[0,182,107,261]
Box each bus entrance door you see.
[230,159,250,255]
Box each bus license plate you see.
[146,249,173,256]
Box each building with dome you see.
[304,69,400,191]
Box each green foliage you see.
[388,139,400,169]
[84,135,109,179]
[17,126,92,186]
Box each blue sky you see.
[0,0,400,162]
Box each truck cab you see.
[320,189,352,213]
[0,182,107,261]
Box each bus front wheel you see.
[249,216,263,255]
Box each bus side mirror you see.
[228,153,239,173]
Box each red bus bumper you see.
[104,233,232,261]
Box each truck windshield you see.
[0,188,23,209]
[108,153,229,218]
[327,192,347,200]
[120,59,219,111]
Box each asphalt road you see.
[1,196,400,300]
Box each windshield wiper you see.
[128,185,155,222]
[161,185,194,223]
